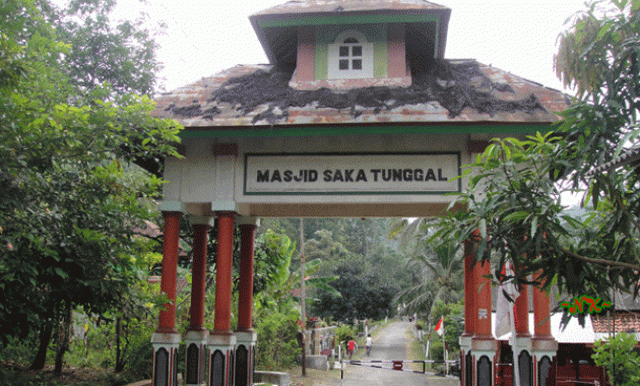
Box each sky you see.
[109,0,590,93]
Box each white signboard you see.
[244,153,460,195]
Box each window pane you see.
[339,46,349,57]
[339,59,349,70]
[352,59,362,70]
[344,37,358,44]
[352,46,362,57]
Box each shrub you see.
[592,332,640,386]
[254,311,301,370]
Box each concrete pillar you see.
[185,216,212,386]
[235,217,259,386]
[209,211,236,386]
[152,209,182,386]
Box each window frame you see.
[327,29,374,79]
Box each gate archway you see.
[148,1,566,385]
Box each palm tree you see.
[391,219,464,317]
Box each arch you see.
[327,29,373,79]
[538,355,552,386]
[236,345,249,386]
[154,348,169,386]
[518,350,533,386]
[465,351,473,386]
[186,343,200,384]
[477,355,492,386]
[211,350,225,386]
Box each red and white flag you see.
[495,261,520,338]
[435,316,444,336]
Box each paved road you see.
[337,321,459,386]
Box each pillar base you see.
[185,330,209,386]
[472,337,497,386]
[532,337,557,386]
[151,332,181,386]
[235,330,258,386]
[208,333,237,386]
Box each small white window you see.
[328,30,373,79]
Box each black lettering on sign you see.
[414,169,424,181]
[370,169,381,182]
[271,170,282,182]
[332,170,344,182]
[309,169,318,182]
[403,169,413,181]
[355,169,367,182]
[283,170,293,182]
[438,169,448,181]
[257,170,269,182]
[344,169,354,182]
[323,170,332,182]
[425,168,436,181]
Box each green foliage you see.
[430,0,640,302]
[0,0,182,375]
[254,310,301,370]
[592,332,640,386]
[313,259,395,323]
[394,230,463,318]
[333,324,357,343]
[429,300,464,354]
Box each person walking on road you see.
[365,334,372,356]
[347,338,357,360]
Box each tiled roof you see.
[152,61,570,129]
[252,0,450,15]
[591,312,640,333]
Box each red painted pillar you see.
[158,211,182,333]
[152,208,183,386]
[185,218,211,386]
[515,283,530,336]
[235,217,259,386]
[463,230,479,336]
[214,212,235,335]
[475,258,493,338]
[189,222,209,331]
[532,272,552,338]
[237,222,257,331]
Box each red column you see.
[532,272,552,338]
[475,259,493,338]
[214,212,235,335]
[237,223,257,331]
[158,211,182,333]
[463,230,479,336]
[189,223,209,331]
[515,283,530,336]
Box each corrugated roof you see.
[152,61,570,129]
[252,0,450,16]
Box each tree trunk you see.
[30,322,53,370]
[54,302,72,377]
[115,316,125,373]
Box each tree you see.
[0,0,181,375]
[314,259,396,323]
[394,236,463,317]
[430,0,640,304]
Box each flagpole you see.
[510,303,520,386]
[443,325,447,376]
